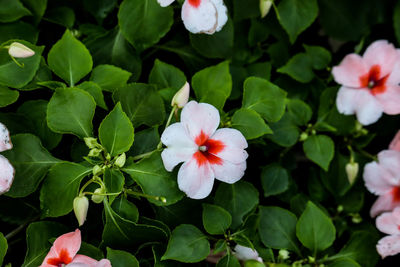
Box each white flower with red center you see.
[332,40,400,125]
[157,0,228,34]
[161,101,248,199]
[0,122,14,195]
[376,207,400,258]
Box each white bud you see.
[260,0,273,18]
[114,153,126,168]
[73,195,89,226]
[84,137,99,149]
[91,188,105,204]
[171,82,190,108]
[345,162,359,185]
[8,42,35,58]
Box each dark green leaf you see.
[0,232,6,266]
[90,64,131,92]
[231,108,272,140]
[104,168,125,204]
[261,164,289,197]
[0,0,31,23]
[217,254,241,267]
[202,204,232,235]
[303,135,335,171]
[107,247,139,267]
[0,86,18,107]
[76,81,107,110]
[287,99,312,126]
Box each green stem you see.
[5,215,40,240]
[125,189,166,203]
[79,176,103,195]
[157,105,178,150]
[131,149,159,161]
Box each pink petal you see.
[212,160,246,184]
[210,128,248,164]
[181,0,217,34]
[376,235,400,258]
[177,157,215,199]
[0,155,14,195]
[363,40,398,78]
[332,54,368,88]
[389,131,400,152]
[180,101,220,142]
[387,52,400,85]
[364,161,394,195]
[370,193,399,217]
[210,0,228,33]
[377,150,400,186]
[0,122,12,152]
[375,85,400,115]
[96,259,112,267]
[67,255,111,267]
[157,0,175,7]
[376,211,400,235]
[234,245,262,262]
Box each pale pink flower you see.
[40,229,111,267]
[332,40,400,125]
[0,122,14,195]
[233,245,263,263]
[157,0,228,34]
[389,130,400,152]
[376,207,400,258]
[161,101,248,199]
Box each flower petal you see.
[376,235,400,259]
[370,193,398,217]
[177,157,214,199]
[161,122,196,148]
[389,130,400,152]
[181,101,220,142]
[234,245,263,262]
[210,128,248,164]
[181,0,217,34]
[0,122,12,152]
[375,85,400,115]
[157,0,175,7]
[212,160,246,184]
[377,150,400,186]
[376,210,400,235]
[210,0,228,33]
[363,40,398,77]
[161,146,197,171]
[364,161,394,195]
[0,155,14,195]
[67,255,112,267]
[332,54,368,88]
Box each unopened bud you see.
[91,188,105,204]
[84,137,99,149]
[171,82,190,108]
[345,162,359,185]
[260,0,272,18]
[160,196,167,203]
[278,249,290,260]
[88,148,102,157]
[299,132,308,141]
[114,153,126,168]
[92,165,102,176]
[8,42,35,58]
[105,153,111,161]
[73,195,89,226]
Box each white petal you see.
[181,101,220,143]
[234,245,261,262]
[0,122,12,152]
[377,235,400,258]
[332,54,368,88]
[210,0,228,33]
[363,161,394,195]
[177,157,214,199]
[181,0,217,34]
[212,160,246,184]
[161,122,196,148]
[363,40,398,78]
[210,128,248,164]
[376,211,400,235]
[0,155,14,194]
[377,150,400,186]
[161,146,197,171]
[336,87,359,115]
[157,0,175,7]
[354,90,383,125]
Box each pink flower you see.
[332,40,400,125]
[157,0,228,34]
[0,122,14,195]
[389,130,400,152]
[364,150,400,217]
[161,101,248,199]
[40,229,111,267]
[376,207,400,258]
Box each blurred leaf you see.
[261,164,289,197]
[202,204,232,235]
[0,21,38,44]
[328,259,360,267]
[44,6,75,28]
[233,0,260,20]
[84,0,117,22]
[21,0,47,24]
[0,0,31,23]
[0,232,6,266]
[217,254,241,267]
[107,247,139,267]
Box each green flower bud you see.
[92,165,103,176]
[260,0,273,18]
[91,188,105,204]
[114,153,126,168]
[84,137,99,149]
[88,148,102,157]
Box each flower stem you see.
[125,189,166,203]
[157,105,178,150]
[5,215,40,240]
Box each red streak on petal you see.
[193,151,223,167]
[194,132,225,166]
[194,151,208,167]
[188,0,201,8]
[359,65,389,95]
[204,139,225,155]
[195,130,208,146]
[47,249,73,265]
[392,187,400,203]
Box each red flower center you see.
[193,130,225,166]
[188,0,201,7]
[47,249,73,266]
[359,65,389,95]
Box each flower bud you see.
[88,148,102,157]
[171,82,190,108]
[91,188,105,204]
[114,153,126,168]
[278,249,290,260]
[260,0,273,18]
[84,137,99,149]
[8,42,35,58]
[345,162,359,185]
[299,132,308,141]
[73,195,89,226]
[92,165,103,176]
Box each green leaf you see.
[216,254,241,267]
[129,127,159,157]
[107,247,139,267]
[123,152,184,206]
[20,0,47,24]
[76,81,107,110]
[231,108,272,140]
[0,21,38,44]
[303,45,331,70]
[83,0,117,23]
[278,53,313,83]
[259,206,301,254]
[104,168,125,204]
[214,181,259,229]
[242,77,287,122]
[0,86,18,107]
[0,40,43,88]
[303,135,335,171]
[78,241,104,260]
[190,18,234,59]
[40,162,92,217]
[90,64,131,92]
[118,0,173,51]
[22,221,67,267]
[47,29,93,86]
[233,0,260,20]
[0,232,6,266]
[287,99,312,126]
[296,201,336,253]
[45,6,75,28]
[162,224,210,263]
[277,0,318,43]
[4,134,61,197]
[202,204,232,235]
[47,87,96,138]
[268,113,300,147]
[192,61,232,110]
[113,83,165,127]
[0,0,31,23]
[148,59,186,96]
[99,102,134,156]
[328,259,361,267]
[261,164,289,197]
[111,197,139,223]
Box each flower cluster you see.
[0,122,14,195]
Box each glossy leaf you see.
[303,135,335,171]
[202,204,232,235]
[104,168,125,204]
[76,81,107,110]
[231,108,272,140]
[261,164,289,197]
[107,247,139,267]
[0,86,19,107]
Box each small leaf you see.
[76,81,107,110]
[0,232,6,266]
[287,99,312,126]
[303,45,331,70]
[261,164,289,197]
[90,64,131,92]
[149,59,186,91]
[303,135,335,171]
[104,168,125,204]
[268,113,300,147]
[107,248,139,267]
[278,53,314,83]
[162,224,210,263]
[231,108,272,140]
[202,204,232,235]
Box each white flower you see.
[0,122,14,195]
[233,245,263,263]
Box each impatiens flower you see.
[157,0,228,34]
[161,101,248,199]
[376,207,400,258]
[233,245,263,263]
[40,229,111,267]
[332,40,400,125]
[0,122,14,195]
